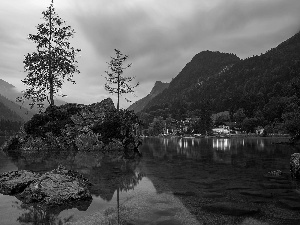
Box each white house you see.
[212,125,230,134]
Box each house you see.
[212,125,230,134]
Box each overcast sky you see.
[0,0,300,108]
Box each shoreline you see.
[141,134,291,139]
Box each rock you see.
[2,98,142,159]
[0,166,92,207]
[0,170,39,195]
[290,153,300,180]
[202,202,260,216]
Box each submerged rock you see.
[290,153,300,180]
[0,166,92,207]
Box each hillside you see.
[142,51,240,117]
[0,94,33,122]
[140,30,300,132]
[0,100,23,122]
[0,78,67,115]
[127,81,169,113]
[196,31,300,116]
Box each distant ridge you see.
[0,93,34,122]
[0,99,24,122]
[0,78,68,120]
[127,81,169,113]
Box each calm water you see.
[1,136,300,225]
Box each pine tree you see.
[104,49,139,110]
[17,0,80,111]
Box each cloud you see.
[71,0,300,104]
[0,0,300,109]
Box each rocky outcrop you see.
[290,153,300,179]
[0,166,91,207]
[2,98,142,159]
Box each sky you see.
[0,0,300,109]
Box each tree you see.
[282,108,300,143]
[233,108,246,125]
[104,49,139,110]
[148,117,165,136]
[192,101,213,134]
[214,114,230,126]
[17,0,80,111]
[241,117,259,133]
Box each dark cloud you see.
[75,0,300,83]
[1,0,300,108]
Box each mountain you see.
[0,78,67,121]
[0,94,32,122]
[196,31,300,115]
[142,51,240,116]
[127,81,169,113]
[0,100,24,122]
[141,30,300,125]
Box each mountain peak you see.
[127,81,169,113]
[150,81,169,96]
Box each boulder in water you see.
[0,166,92,207]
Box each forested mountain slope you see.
[0,78,66,116]
[127,81,169,113]
[141,31,300,125]
[142,51,240,118]
[0,94,33,122]
[0,100,23,122]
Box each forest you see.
[137,31,300,141]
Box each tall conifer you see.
[17,0,80,111]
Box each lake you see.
[1,136,300,225]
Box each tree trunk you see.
[117,73,120,110]
[117,188,120,224]
[48,0,54,106]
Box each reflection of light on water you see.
[191,139,194,147]
[212,139,231,151]
[178,139,182,148]
[163,138,169,146]
[259,140,265,149]
[184,140,188,148]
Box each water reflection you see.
[142,137,300,170]
[15,200,91,225]
[212,138,230,151]
[1,141,143,225]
